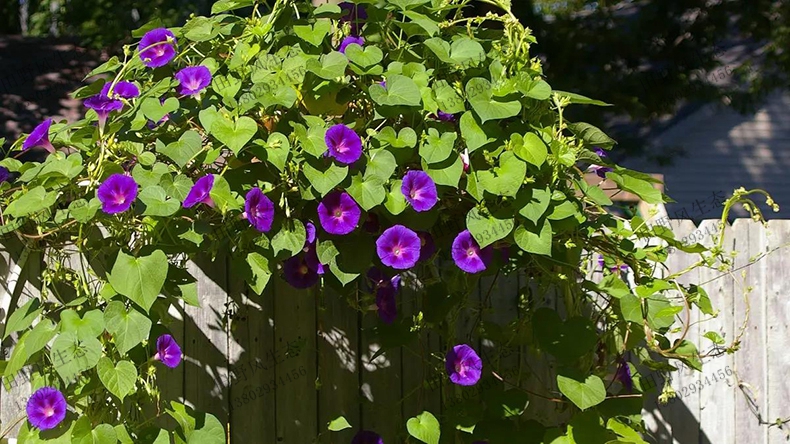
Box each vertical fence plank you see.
[765,220,790,444]
[273,277,318,443]
[184,256,229,426]
[227,277,276,443]
[317,287,360,443]
[697,220,736,444]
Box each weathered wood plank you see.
[765,220,790,444]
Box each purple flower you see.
[339,35,365,54]
[401,170,438,212]
[352,430,383,444]
[376,225,421,270]
[26,387,67,430]
[317,191,361,235]
[451,230,493,274]
[23,119,55,153]
[245,187,275,232]
[339,2,368,33]
[97,174,138,214]
[374,274,399,324]
[101,81,140,99]
[593,146,607,158]
[590,164,613,179]
[417,231,436,262]
[183,175,214,208]
[283,254,320,289]
[597,254,628,272]
[306,221,317,245]
[84,94,124,130]
[325,124,363,164]
[139,28,177,68]
[303,222,326,275]
[615,360,633,392]
[378,80,386,88]
[175,66,212,97]
[461,148,470,172]
[0,166,10,183]
[154,334,182,368]
[445,344,483,386]
[431,111,457,122]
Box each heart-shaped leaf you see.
[345,44,384,67]
[50,331,102,383]
[419,128,457,164]
[272,220,306,257]
[293,18,331,47]
[466,78,521,123]
[476,152,526,197]
[514,220,553,256]
[557,373,606,411]
[132,163,169,188]
[306,51,348,79]
[210,115,258,155]
[141,97,179,123]
[518,187,552,223]
[60,309,105,340]
[370,75,422,107]
[139,185,180,217]
[466,208,514,249]
[246,252,272,295]
[514,132,548,168]
[108,250,169,313]
[104,300,152,355]
[97,357,138,401]
[459,112,496,152]
[406,411,441,444]
[364,149,397,181]
[375,127,417,148]
[423,153,463,188]
[347,173,385,211]
[327,416,352,431]
[158,130,204,168]
[303,162,348,196]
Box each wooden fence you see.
[1,219,788,443]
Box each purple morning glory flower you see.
[245,187,275,233]
[401,170,438,212]
[615,360,633,392]
[139,28,177,68]
[26,387,67,430]
[376,225,421,270]
[23,119,55,153]
[101,81,140,99]
[590,164,613,179]
[97,174,138,214]
[339,35,365,54]
[417,231,436,262]
[283,254,320,289]
[451,230,493,274]
[175,66,212,97]
[446,344,483,386]
[352,430,383,444]
[317,191,361,235]
[325,124,363,164]
[339,2,368,33]
[303,222,326,275]
[378,80,386,88]
[84,94,124,130]
[306,221,317,245]
[0,166,10,184]
[367,268,400,324]
[183,175,214,208]
[155,334,182,368]
[432,111,457,122]
[593,146,607,158]
[461,148,470,172]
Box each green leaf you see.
[568,122,616,148]
[3,298,42,339]
[514,220,552,255]
[466,208,514,249]
[554,90,612,107]
[406,411,441,444]
[211,0,253,14]
[459,112,495,152]
[209,175,241,214]
[598,274,632,299]
[303,162,348,196]
[673,340,702,371]
[293,19,331,47]
[620,294,643,323]
[161,174,194,202]
[433,81,465,114]
[376,127,417,148]
[364,149,397,181]
[518,187,552,223]
[370,75,422,107]
[141,97,179,123]
[704,331,726,345]
[258,132,290,172]
[5,186,58,218]
[159,130,203,169]
[389,0,430,10]
[133,163,169,188]
[272,220,306,257]
[183,17,217,42]
[246,252,272,295]
[402,11,440,36]
[476,152,526,197]
[104,300,152,355]
[606,418,648,444]
[293,122,328,157]
[345,44,384,67]
[108,250,169,312]
[60,309,104,340]
[50,331,102,383]
[450,38,486,67]
[513,132,548,167]
[608,171,663,205]
[327,416,352,431]
[306,51,349,79]
[466,77,521,123]
[347,174,386,211]
[419,129,457,164]
[384,180,409,215]
[557,373,606,411]
[69,198,101,223]
[423,153,463,188]
[139,186,180,217]
[211,115,257,156]
[97,357,137,401]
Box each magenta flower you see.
[445,344,483,386]
[154,334,182,368]
[283,254,320,289]
[590,164,613,178]
[339,36,365,54]
[615,360,633,392]
[352,430,383,444]
[451,230,493,274]
[325,124,363,164]
[461,148,470,172]
[245,187,275,232]
[97,174,138,214]
[26,387,67,430]
[139,28,177,68]
[0,166,10,183]
[317,191,361,235]
[175,66,212,97]
[303,222,326,275]
[183,175,214,208]
[431,111,457,122]
[306,221,317,244]
[23,119,55,153]
[340,2,368,33]
[401,170,438,212]
[593,146,607,158]
[84,94,124,130]
[378,80,386,88]
[417,231,436,262]
[376,225,421,270]
[101,81,140,99]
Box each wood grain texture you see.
[765,220,790,444]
